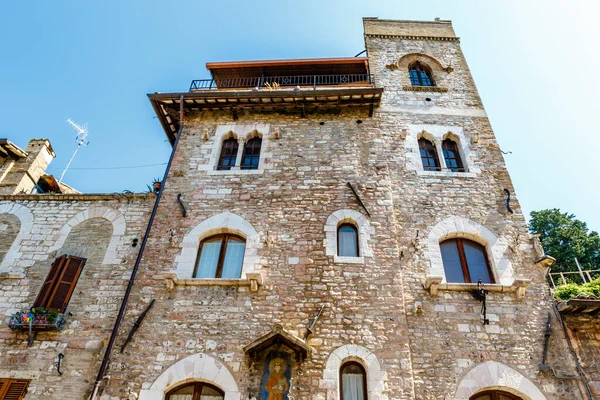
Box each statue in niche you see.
[260,351,291,400]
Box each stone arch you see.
[245,128,263,140]
[324,209,373,262]
[0,203,34,271]
[397,52,445,71]
[417,129,436,143]
[48,206,125,265]
[454,361,546,400]
[320,344,388,400]
[174,211,260,278]
[427,216,513,285]
[139,353,240,400]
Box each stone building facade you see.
[0,17,596,400]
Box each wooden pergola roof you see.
[149,85,382,144]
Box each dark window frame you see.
[409,61,435,87]
[33,255,86,313]
[241,136,262,170]
[418,138,441,171]
[337,223,359,257]
[470,390,523,400]
[440,238,495,284]
[442,139,465,172]
[339,361,367,400]
[217,137,239,170]
[166,382,224,400]
[193,233,246,279]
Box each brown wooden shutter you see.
[0,379,30,400]
[33,255,67,309]
[46,256,86,312]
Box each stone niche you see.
[243,325,311,400]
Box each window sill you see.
[403,85,448,93]
[333,255,365,264]
[417,170,476,178]
[206,168,264,176]
[423,275,531,300]
[164,271,263,292]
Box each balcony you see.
[148,57,384,144]
[8,310,67,346]
[189,73,376,91]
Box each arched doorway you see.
[470,390,524,400]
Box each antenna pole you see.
[59,119,89,183]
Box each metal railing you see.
[189,74,376,92]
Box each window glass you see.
[442,139,464,172]
[169,384,194,400]
[440,240,465,283]
[341,363,366,400]
[241,137,262,170]
[201,385,224,400]
[464,241,492,283]
[218,138,238,170]
[409,62,434,86]
[338,224,359,257]
[221,237,245,278]
[195,237,222,278]
[418,139,440,171]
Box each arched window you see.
[442,139,465,172]
[340,361,367,400]
[241,137,262,170]
[338,223,359,257]
[194,234,246,279]
[217,137,238,170]
[470,390,523,400]
[440,238,494,284]
[409,61,434,87]
[166,382,224,400]
[418,138,441,171]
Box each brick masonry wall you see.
[0,195,153,399]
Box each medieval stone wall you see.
[0,195,153,399]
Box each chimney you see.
[0,138,55,195]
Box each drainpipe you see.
[90,95,185,400]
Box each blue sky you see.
[2,1,599,232]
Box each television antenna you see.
[59,118,89,183]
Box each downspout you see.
[90,95,185,400]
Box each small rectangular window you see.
[34,255,86,313]
[0,378,30,400]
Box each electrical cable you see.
[67,163,167,171]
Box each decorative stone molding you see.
[424,275,531,299]
[402,85,448,93]
[324,209,373,263]
[164,271,263,292]
[366,34,460,42]
[173,212,261,279]
[48,206,126,265]
[426,216,514,286]
[320,344,388,400]
[200,124,273,175]
[0,202,33,273]
[406,125,480,176]
[453,361,547,399]
[138,353,240,400]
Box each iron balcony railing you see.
[189,74,376,92]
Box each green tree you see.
[529,209,600,273]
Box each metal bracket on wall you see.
[176,193,187,217]
[471,280,490,325]
[304,305,325,340]
[120,299,155,353]
[503,188,514,214]
[346,182,371,217]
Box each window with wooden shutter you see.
[34,255,86,313]
[0,379,30,400]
